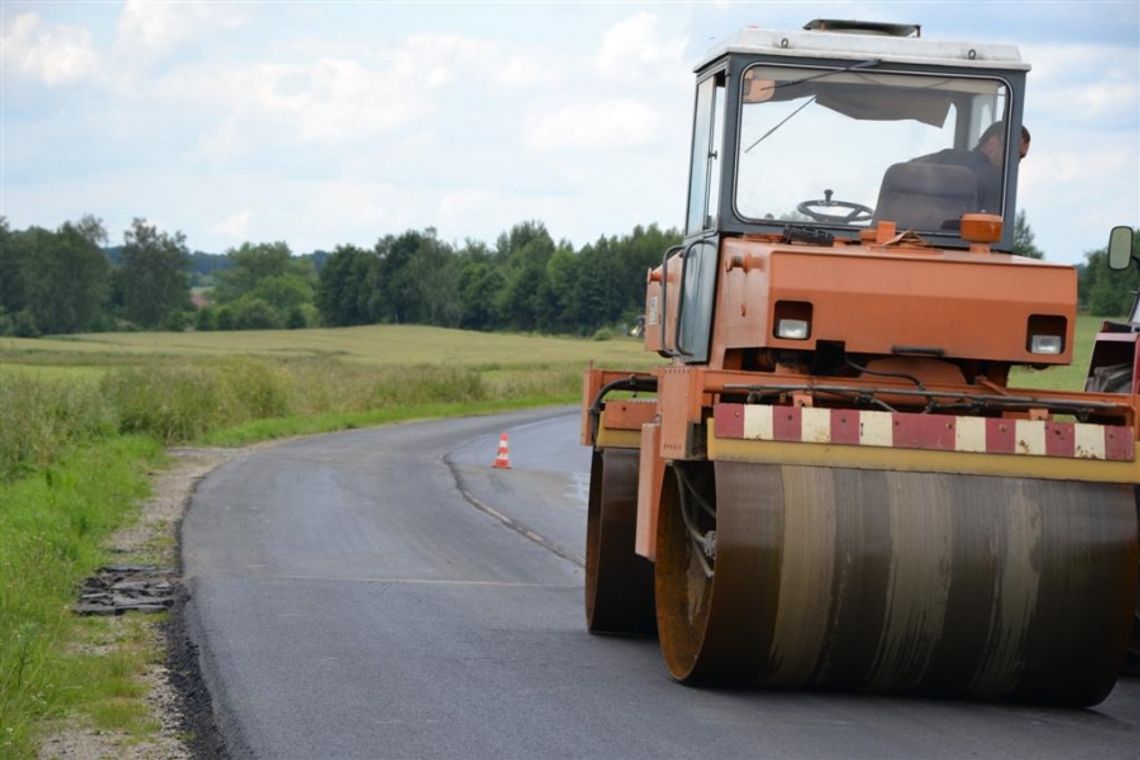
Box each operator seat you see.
[872,162,979,231]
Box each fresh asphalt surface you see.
[183,407,1139,760]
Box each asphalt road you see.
[183,407,1139,760]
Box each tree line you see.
[0,216,679,338]
[0,214,1135,339]
[314,221,678,335]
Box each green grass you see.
[0,437,162,759]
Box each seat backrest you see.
[872,162,978,230]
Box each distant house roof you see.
[190,292,211,309]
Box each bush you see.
[160,310,191,332]
[233,297,283,330]
[214,305,235,331]
[286,306,307,330]
[195,307,216,331]
[0,310,41,338]
[592,327,615,342]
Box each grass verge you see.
[0,436,162,759]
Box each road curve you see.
[183,407,1139,760]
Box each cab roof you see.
[697,20,1030,73]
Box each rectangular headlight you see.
[1029,334,1063,355]
[776,318,810,340]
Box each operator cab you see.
[687,19,1030,249]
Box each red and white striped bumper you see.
[713,404,1135,462]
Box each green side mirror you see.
[1107,225,1135,270]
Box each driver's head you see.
[976,122,1031,166]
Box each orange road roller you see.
[581,19,1139,705]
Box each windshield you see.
[735,64,1014,232]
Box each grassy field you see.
[0,324,655,368]
[0,316,1119,757]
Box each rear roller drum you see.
[585,448,655,635]
[655,460,1139,704]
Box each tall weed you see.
[370,365,486,406]
[101,365,223,443]
[0,372,115,480]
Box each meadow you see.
[0,316,1117,757]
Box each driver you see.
[911,122,1030,214]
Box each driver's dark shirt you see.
[911,148,1002,214]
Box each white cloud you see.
[155,57,430,148]
[595,12,688,83]
[115,0,246,61]
[1022,43,1139,128]
[525,99,662,151]
[151,30,563,154]
[212,209,252,239]
[495,54,564,88]
[1,13,100,87]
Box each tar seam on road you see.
[444,451,586,569]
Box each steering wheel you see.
[796,189,873,224]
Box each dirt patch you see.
[39,447,244,760]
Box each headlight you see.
[776,318,810,340]
[1029,334,1063,355]
[1026,315,1066,356]
[773,300,813,341]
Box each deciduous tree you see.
[117,219,191,328]
[20,216,110,334]
[1012,210,1044,259]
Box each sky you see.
[1,1,1137,265]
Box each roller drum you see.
[656,462,1139,705]
[585,449,655,635]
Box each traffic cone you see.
[492,432,511,469]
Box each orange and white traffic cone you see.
[492,432,511,469]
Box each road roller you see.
[581,19,1140,705]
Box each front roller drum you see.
[655,461,1139,705]
[585,448,655,635]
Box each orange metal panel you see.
[711,237,1077,367]
[769,249,1075,363]
[602,399,658,431]
[658,366,706,459]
